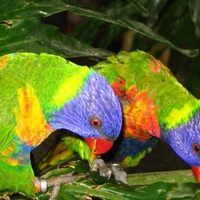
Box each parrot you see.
[0,52,122,197]
[36,50,200,184]
[94,50,200,182]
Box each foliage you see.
[2,161,200,200]
[1,0,200,199]
[38,161,200,200]
[0,0,200,93]
[0,0,198,57]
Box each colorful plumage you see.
[37,50,200,183]
[0,53,122,196]
[93,50,200,181]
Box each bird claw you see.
[36,172,85,200]
[47,172,85,200]
[0,192,11,200]
[90,158,112,180]
[90,159,128,184]
[110,163,127,184]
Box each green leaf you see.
[127,169,197,185]
[64,3,198,57]
[128,0,149,17]
[0,0,198,59]
[40,169,200,200]
[42,160,88,179]
[1,162,200,200]
[0,0,112,59]
[188,0,200,37]
[147,0,168,26]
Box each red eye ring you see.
[192,143,200,155]
[90,118,101,127]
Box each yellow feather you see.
[14,84,53,146]
[0,55,7,69]
[53,67,90,107]
[165,103,197,129]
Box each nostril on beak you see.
[109,138,114,142]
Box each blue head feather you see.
[162,109,200,167]
[49,72,122,140]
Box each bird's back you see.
[0,53,92,152]
[94,50,200,136]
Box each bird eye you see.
[192,143,200,155]
[90,117,102,127]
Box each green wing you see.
[0,53,91,152]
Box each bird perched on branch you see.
[37,50,200,183]
[0,53,122,197]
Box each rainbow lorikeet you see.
[0,53,122,197]
[94,50,200,182]
[37,50,200,183]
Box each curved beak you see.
[192,166,200,182]
[84,137,114,156]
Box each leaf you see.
[40,161,200,200]
[147,0,168,26]
[128,0,149,17]
[0,0,198,59]
[188,0,200,37]
[0,0,112,59]
[1,161,200,200]
[39,168,200,200]
[127,169,197,185]
[64,3,198,57]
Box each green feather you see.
[94,50,200,130]
[62,136,93,164]
[0,53,92,151]
[0,158,35,195]
[0,52,94,195]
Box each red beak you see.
[84,138,114,156]
[191,166,200,182]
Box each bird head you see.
[162,109,200,182]
[49,71,122,157]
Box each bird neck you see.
[161,107,200,140]
[161,102,200,131]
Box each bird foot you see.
[0,192,11,200]
[36,172,85,200]
[90,159,128,184]
[110,163,127,184]
[90,158,112,180]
